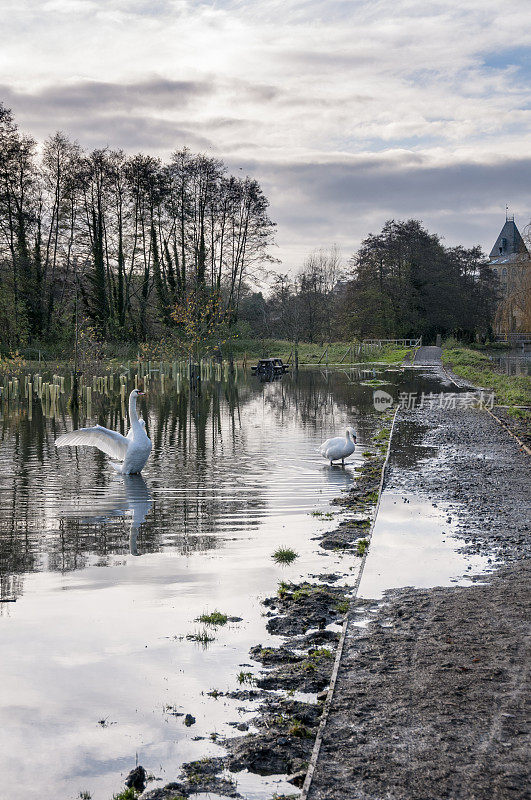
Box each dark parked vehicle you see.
[251,358,289,376]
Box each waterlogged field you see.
[0,365,451,799]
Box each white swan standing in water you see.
[319,427,357,465]
[56,389,152,474]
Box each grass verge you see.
[442,343,531,409]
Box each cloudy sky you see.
[2,0,531,271]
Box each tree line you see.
[0,102,498,353]
[0,103,275,350]
[240,220,498,344]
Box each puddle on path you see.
[358,491,492,600]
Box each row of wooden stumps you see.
[1,356,239,419]
[0,373,66,419]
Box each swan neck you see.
[129,393,141,428]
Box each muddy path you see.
[306,402,530,800]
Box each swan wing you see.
[320,436,342,456]
[56,425,129,461]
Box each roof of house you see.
[489,219,529,260]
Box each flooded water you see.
[0,365,481,799]
[488,347,531,377]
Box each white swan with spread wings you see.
[56,389,152,474]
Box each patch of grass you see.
[335,600,350,614]
[291,586,315,602]
[236,670,255,685]
[112,789,138,800]
[356,538,369,556]
[232,337,409,366]
[186,628,215,645]
[506,406,529,420]
[349,490,379,509]
[373,427,390,442]
[362,450,372,457]
[207,688,221,699]
[78,793,92,800]
[196,610,228,626]
[442,342,531,407]
[277,580,291,599]
[309,647,334,659]
[300,647,334,673]
[272,546,299,565]
[288,718,314,738]
[271,793,300,800]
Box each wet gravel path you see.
[307,402,530,800]
[413,345,443,365]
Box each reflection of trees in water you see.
[0,367,417,601]
[261,370,379,444]
[0,376,263,600]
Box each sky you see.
[1,0,531,273]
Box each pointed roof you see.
[489,218,529,260]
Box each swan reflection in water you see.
[78,475,153,555]
[321,463,356,489]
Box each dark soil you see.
[309,563,530,800]
[142,756,241,799]
[264,581,350,635]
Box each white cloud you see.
[1,0,530,268]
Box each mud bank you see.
[307,402,530,800]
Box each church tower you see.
[489,214,530,334]
[489,215,528,263]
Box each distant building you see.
[489,215,530,334]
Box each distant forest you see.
[0,103,497,354]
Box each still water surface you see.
[0,366,477,799]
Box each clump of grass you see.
[186,628,215,645]
[373,427,390,442]
[364,491,379,504]
[300,648,334,673]
[207,688,221,699]
[291,586,315,602]
[112,789,138,800]
[79,793,92,800]
[309,647,334,660]
[288,718,313,738]
[236,670,255,685]
[277,580,291,599]
[272,546,299,565]
[356,538,369,557]
[335,600,350,614]
[362,450,372,457]
[196,610,228,626]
